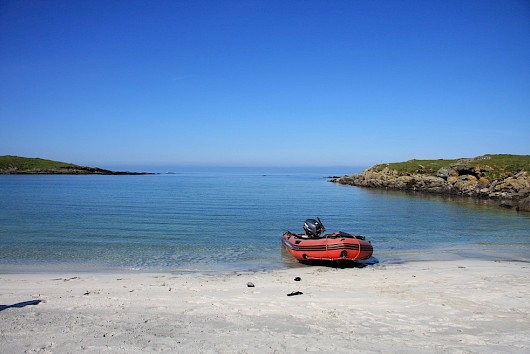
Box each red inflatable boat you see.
[281,218,373,262]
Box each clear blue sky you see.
[1,0,529,169]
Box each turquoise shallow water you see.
[1,170,529,272]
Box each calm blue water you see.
[1,170,529,272]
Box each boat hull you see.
[281,231,373,262]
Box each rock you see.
[517,196,530,212]
[500,200,514,208]
[478,177,490,188]
[447,176,458,184]
[454,175,479,196]
[436,168,454,179]
[246,282,255,288]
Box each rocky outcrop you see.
[331,156,530,212]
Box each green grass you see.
[372,154,530,180]
[0,155,82,170]
[373,158,460,173]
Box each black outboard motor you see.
[303,218,325,238]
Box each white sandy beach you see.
[1,259,529,353]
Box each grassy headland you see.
[0,156,150,175]
[371,154,530,181]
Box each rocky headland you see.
[330,154,530,212]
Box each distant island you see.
[0,156,153,175]
[330,154,530,212]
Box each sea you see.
[1,167,529,273]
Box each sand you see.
[1,259,529,353]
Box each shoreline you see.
[1,259,529,353]
[2,244,529,275]
[331,181,530,212]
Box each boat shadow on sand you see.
[0,299,44,312]
[299,257,379,269]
